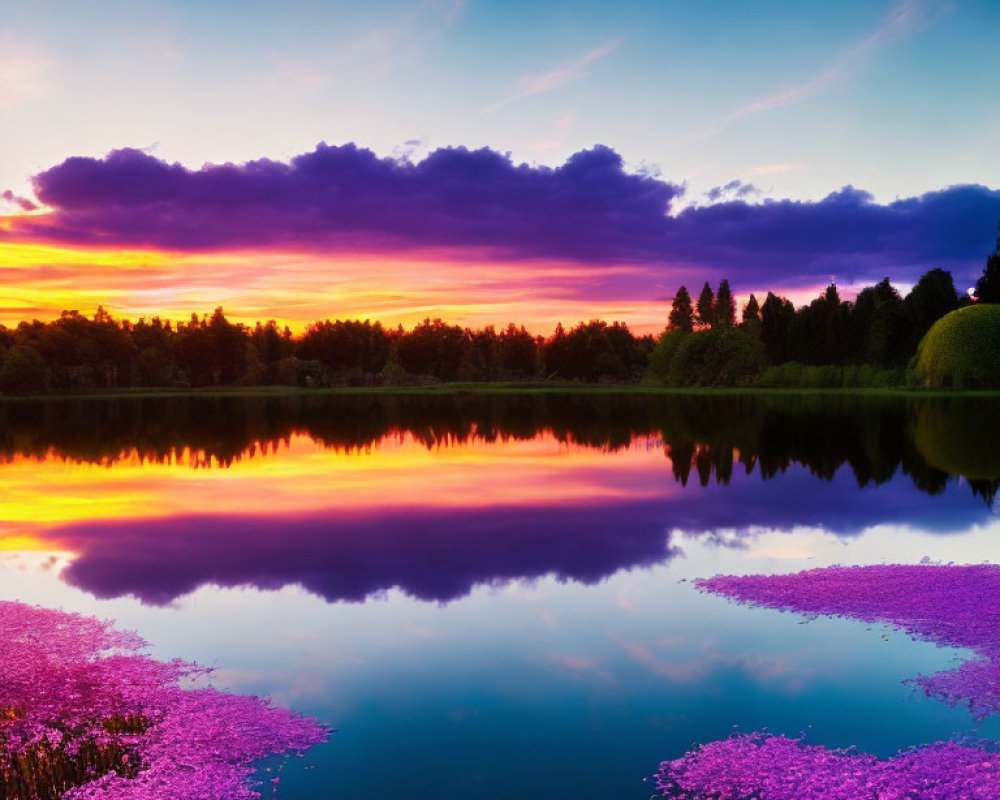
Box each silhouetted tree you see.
[865,279,912,368]
[206,307,248,385]
[905,268,959,343]
[496,324,538,378]
[741,294,761,332]
[668,286,694,332]
[714,279,736,329]
[397,318,467,381]
[974,224,1000,303]
[696,282,714,329]
[760,292,795,364]
[298,319,390,383]
[791,284,847,364]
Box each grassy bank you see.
[3,382,1000,401]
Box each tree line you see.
[648,268,970,388]
[648,224,1000,388]
[0,309,654,392]
[1,224,997,393]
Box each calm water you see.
[1,393,998,798]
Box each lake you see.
[1,393,997,798]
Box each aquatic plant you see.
[657,564,1000,799]
[0,601,328,799]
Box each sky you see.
[1,0,999,333]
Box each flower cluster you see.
[658,564,1000,799]
[700,564,1000,718]
[658,733,999,800]
[0,601,328,799]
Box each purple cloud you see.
[705,179,760,202]
[51,468,989,607]
[668,184,1000,289]
[13,144,679,265]
[4,143,999,290]
[1,188,38,211]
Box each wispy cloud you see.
[1,190,38,212]
[706,179,760,202]
[534,653,615,683]
[0,31,53,111]
[348,0,466,76]
[486,38,622,113]
[689,0,946,140]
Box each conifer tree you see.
[742,294,761,330]
[974,226,1000,303]
[696,282,715,329]
[668,286,694,332]
[714,279,736,328]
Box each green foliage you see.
[542,320,648,382]
[378,358,418,387]
[0,345,49,393]
[665,328,765,387]
[911,304,1000,389]
[643,329,687,384]
[756,362,905,388]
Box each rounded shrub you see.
[911,304,1000,390]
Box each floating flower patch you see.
[658,564,1000,799]
[0,602,328,799]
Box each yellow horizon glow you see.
[0,241,678,335]
[0,433,673,548]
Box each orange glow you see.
[0,433,671,550]
[0,241,673,334]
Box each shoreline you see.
[3,383,1000,401]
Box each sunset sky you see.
[1,0,999,333]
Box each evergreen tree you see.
[714,279,736,329]
[668,286,694,332]
[865,278,912,368]
[741,294,761,332]
[760,292,795,364]
[905,268,959,342]
[974,226,1000,303]
[791,284,846,364]
[696,282,715,329]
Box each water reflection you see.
[0,394,995,607]
[1,393,997,495]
